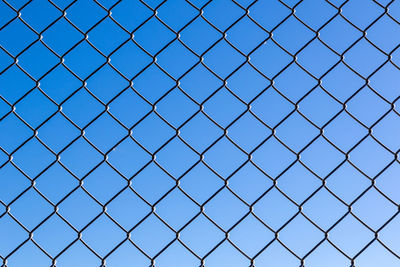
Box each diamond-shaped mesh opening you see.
[297,39,339,78]
[82,214,126,257]
[0,19,37,55]
[329,214,375,257]
[1,0,400,265]
[34,214,76,257]
[180,214,225,258]
[279,214,324,257]
[130,214,175,258]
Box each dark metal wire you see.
[1,0,400,266]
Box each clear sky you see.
[1,0,400,266]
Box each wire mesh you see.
[1,0,400,266]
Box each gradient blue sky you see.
[1,0,400,266]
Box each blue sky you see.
[1,0,400,266]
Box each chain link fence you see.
[1,0,400,266]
